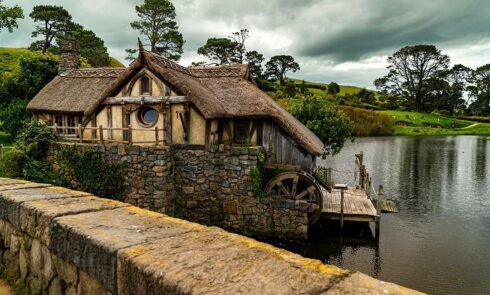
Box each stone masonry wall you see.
[48,143,309,239]
[0,178,422,295]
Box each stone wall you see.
[48,143,309,239]
[0,178,422,295]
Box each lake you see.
[273,136,490,295]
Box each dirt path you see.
[461,123,479,129]
[0,279,13,295]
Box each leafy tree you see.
[130,0,184,61]
[229,29,249,64]
[0,0,23,33]
[197,38,238,65]
[71,24,110,67]
[0,99,31,137]
[29,5,72,53]
[447,64,472,113]
[245,50,264,79]
[283,82,297,98]
[468,64,490,116]
[374,45,450,112]
[327,82,340,95]
[125,48,138,62]
[265,55,300,86]
[291,97,354,157]
[11,54,58,101]
[357,88,376,104]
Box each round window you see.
[137,107,158,127]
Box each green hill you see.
[0,48,125,79]
[288,78,375,97]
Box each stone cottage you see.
[27,34,327,238]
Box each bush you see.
[338,106,394,136]
[0,99,31,138]
[59,147,126,200]
[0,120,58,178]
[291,97,354,157]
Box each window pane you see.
[143,109,157,123]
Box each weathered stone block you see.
[0,186,89,229]
[19,196,128,246]
[50,207,197,293]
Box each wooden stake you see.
[155,126,159,144]
[128,125,133,144]
[78,124,83,143]
[99,125,104,143]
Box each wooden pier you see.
[314,152,390,239]
[321,187,378,223]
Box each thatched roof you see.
[27,68,125,114]
[28,50,324,155]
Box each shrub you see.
[59,147,126,200]
[291,97,354,157]
[338,106,394,136]
[0,99,31,138]
[0,120,58,178]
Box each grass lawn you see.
[378,110,490,136]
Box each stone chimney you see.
[58,32,80,74]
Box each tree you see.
[327,82,340,95]
[0,0,23,33]
[229,29,249,64]
[71,24,110,67]
[29,5,72,53]
[125,49,138,62]
[468,64,490,116]
[197,38,238,65]
[245,50,264,79]
[283,82,297,98]
[265,55,300,86]
[130,0,184,61]
[374,45,450,112]
[291,97,354,157]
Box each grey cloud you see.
[1,0,490,87]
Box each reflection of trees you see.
[475,138,487,180]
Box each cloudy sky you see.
[1,0,490,88]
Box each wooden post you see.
[0,144,3,160]
[99,125,104,144]
[128,125,133,144]
[375,184,383,240]
[54,123,58,134]
[78,124,83,143]
[334,184,348,232]
[328,167,332,182]
[155,126,159,144]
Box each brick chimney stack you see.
[58,32,80,74]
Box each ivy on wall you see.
[59,147,126,200]
[251,151,267,199]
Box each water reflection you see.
[271,136,490,295]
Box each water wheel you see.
[264,171,323,225]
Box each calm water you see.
[274,136,490,295]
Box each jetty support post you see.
[334,184,348,232]
[375,184,383,241]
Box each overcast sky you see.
[1,0,490,88]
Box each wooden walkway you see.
[321,188,378,222]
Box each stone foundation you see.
[0,179,422,295]
[48,143,310,239]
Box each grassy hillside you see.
[288,78,375,97]
[379,110,490,135]
[0,48,41,79]
[0,48,125,79]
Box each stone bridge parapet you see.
[0,178,423,294]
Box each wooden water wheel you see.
[264,171,323,225]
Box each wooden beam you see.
[164,101,172,145]
[107,105,113,140]
[103,96,188,105]
[204,120,211,151]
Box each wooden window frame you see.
[140,76,151,95]
[233,119,250,144]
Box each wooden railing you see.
[48,124,165,145]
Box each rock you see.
[223,200,237,214]
[78,269,110,295]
